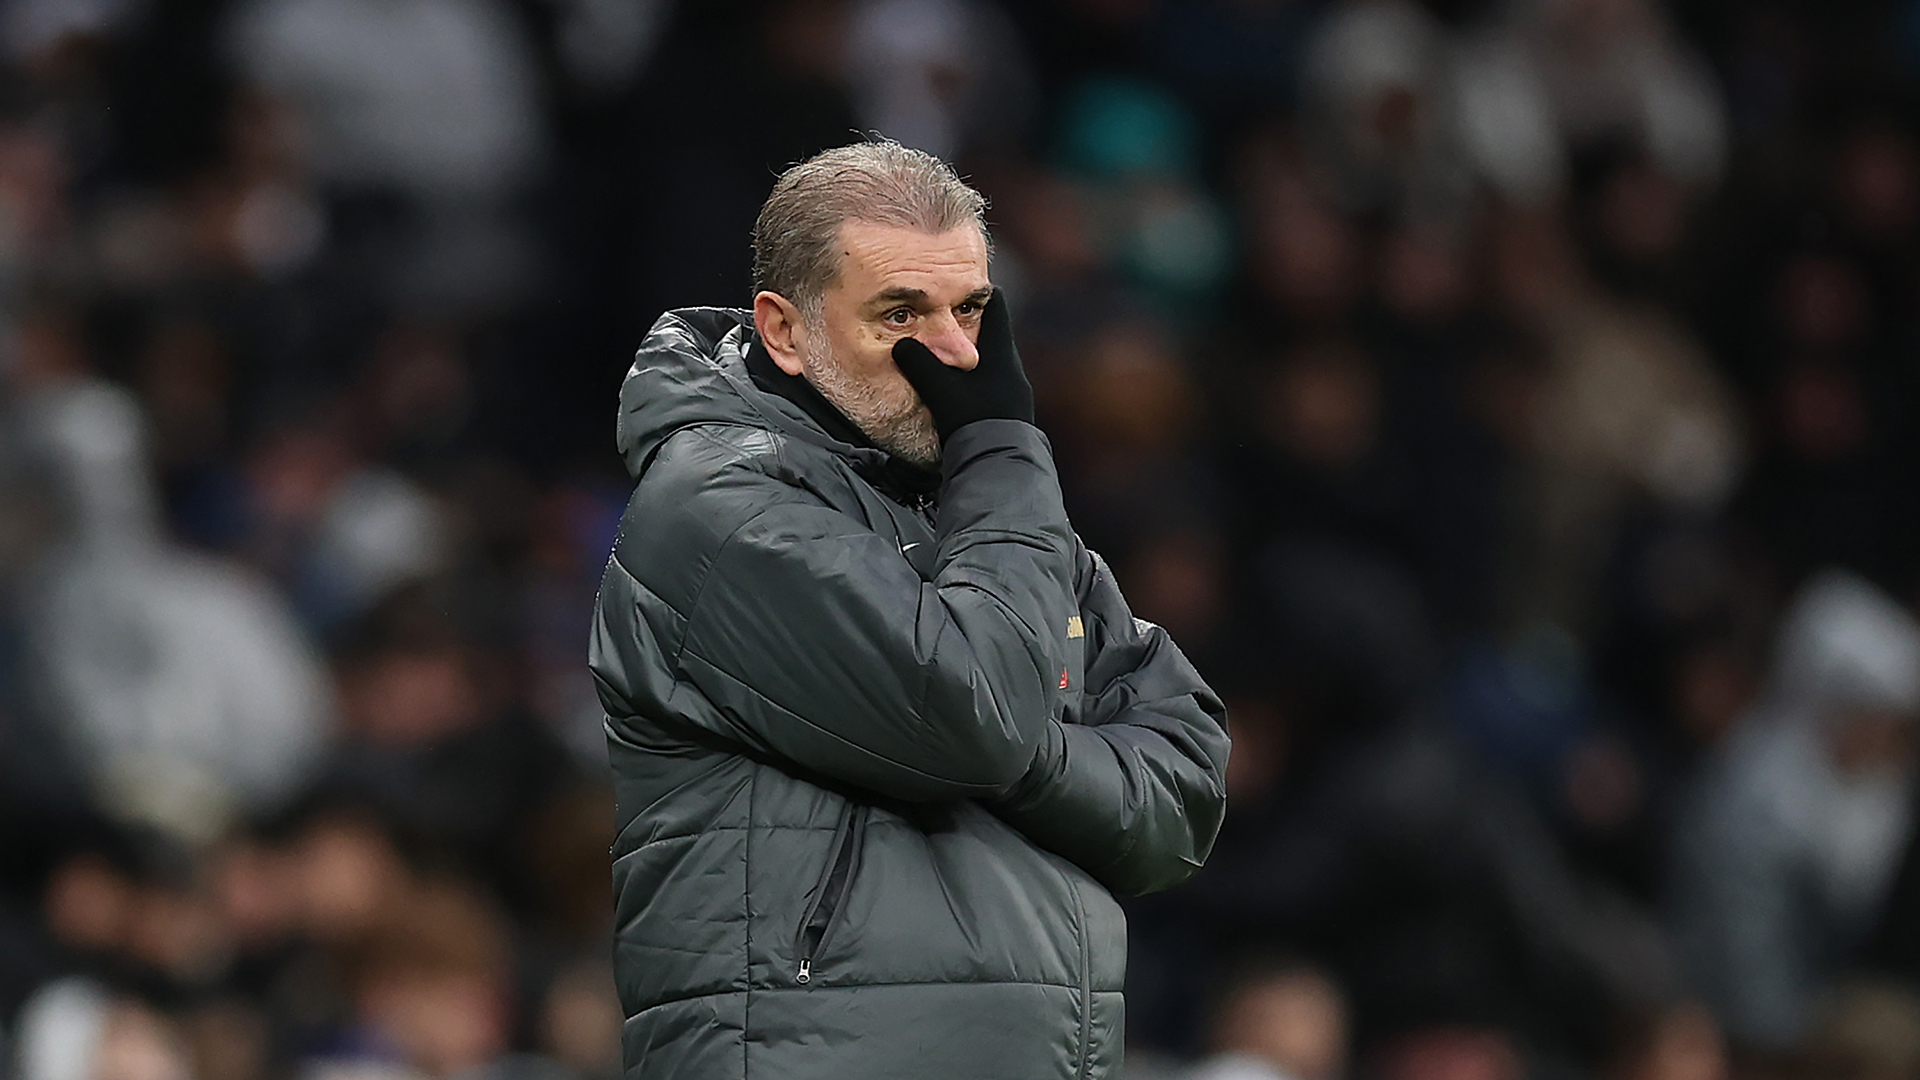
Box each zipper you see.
[794,804,867,985]
[907,492,935,529]
[1066,875,1094,1080]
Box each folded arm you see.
[989,543,1231,895]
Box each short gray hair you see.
[752,140,988,319]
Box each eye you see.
[883,307,914,327]
[955,300,982,318]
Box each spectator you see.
[1670,570,1920,1052]
[13,978,194,1080]
[225,0,551,308]
[1454,0,1728,204]
[1299,0,1477,219]
[841,0,1035,160]
[21,378,334,839]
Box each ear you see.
[753,292,809,377]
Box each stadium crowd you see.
[2,0,1920,1078]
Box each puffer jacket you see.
[589,307,1229,1080]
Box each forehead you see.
[831,221,989,299]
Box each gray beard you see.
[801,337,942,469]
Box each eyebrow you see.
[865,287,928,308]
[862,285,994,311]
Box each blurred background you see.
[2,1,1920,1079]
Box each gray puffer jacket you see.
[589,308,1229,1080]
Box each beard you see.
[800,333,942,469]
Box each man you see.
[589,140,1230,1080]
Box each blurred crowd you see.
[2,1,1920,1079]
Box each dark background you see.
[3,1,1920,1078]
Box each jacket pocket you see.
[794,803,868,985]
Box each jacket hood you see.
[1764,568,1920,724]
[615,307,897,480]
[25,380,163,554]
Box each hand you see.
[891,288,1035,440]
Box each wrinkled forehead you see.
[828,220,991,301]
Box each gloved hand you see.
[891,288,1035,439]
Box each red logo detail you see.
[1059,668,1070,690]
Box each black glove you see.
[891,289,1035,440]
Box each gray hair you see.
[751,140,988,321]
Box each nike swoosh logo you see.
[901,542,921,553]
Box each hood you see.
[24,379,163,554]
[615,307,898,481]
[1764,568,1920,723]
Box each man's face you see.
[797,221,991,467]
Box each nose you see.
[920,311,979,371]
